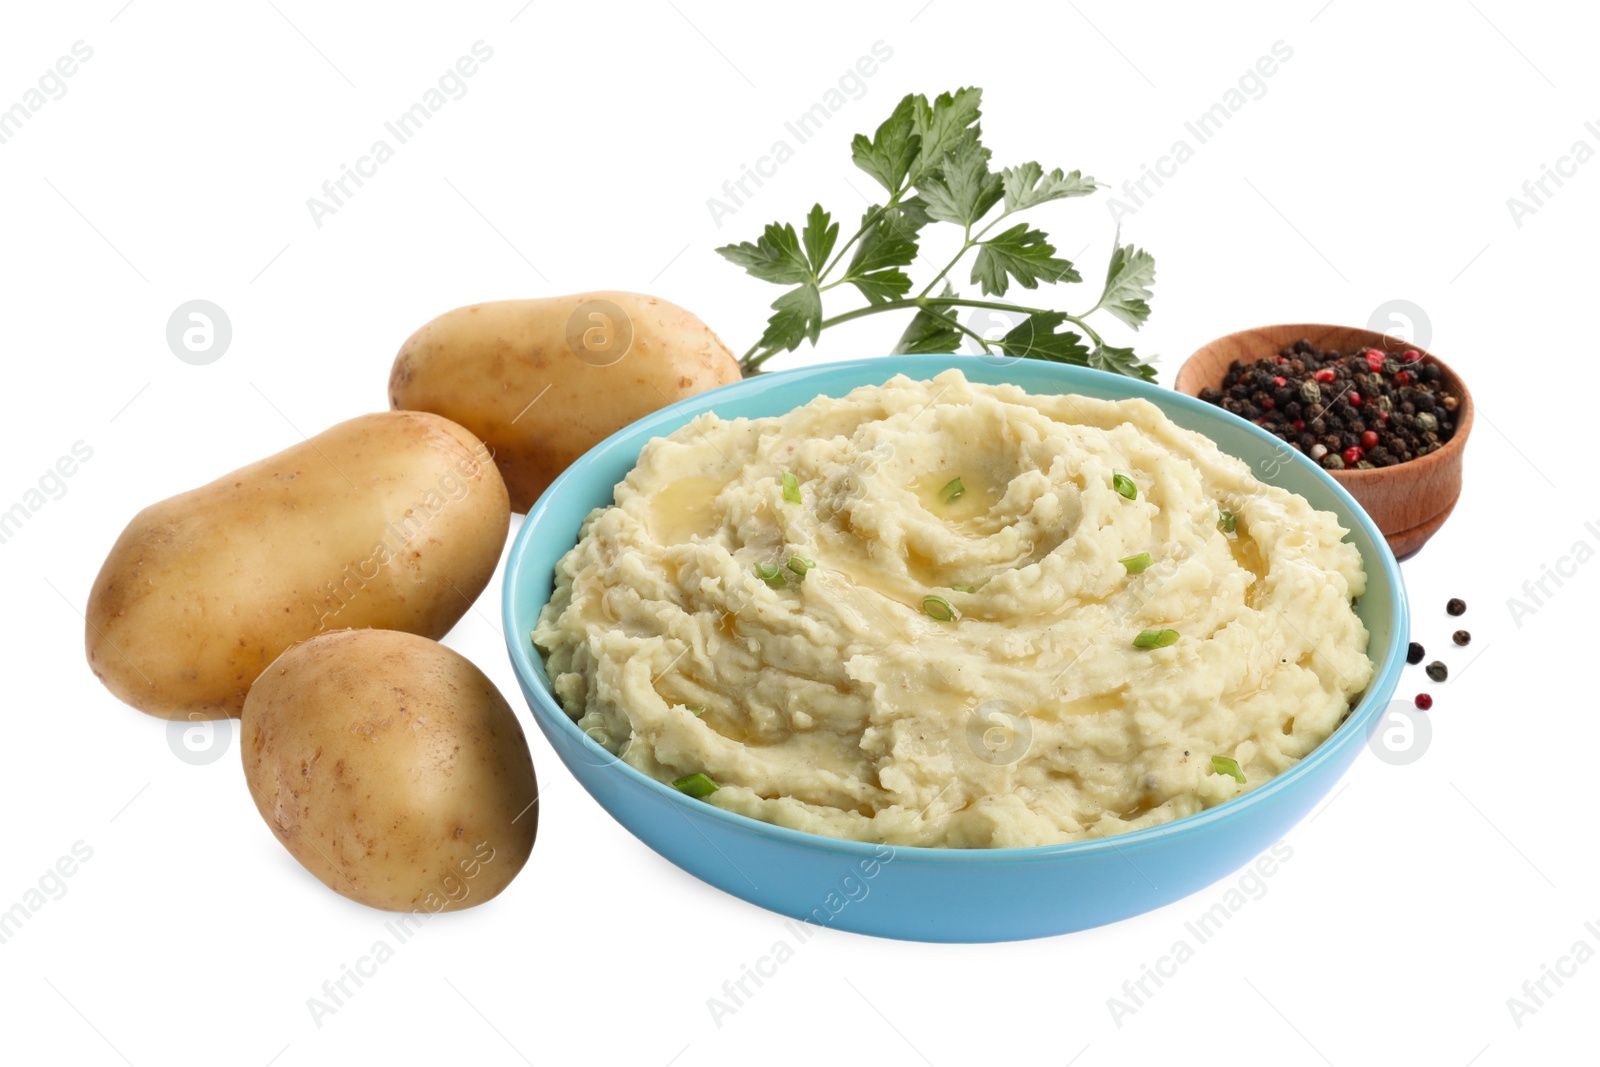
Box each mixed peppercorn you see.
[1411,599,1469,709]
[1198,339,1461,470]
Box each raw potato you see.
[86,411,509,720]
[389,291,740,511]
[241,629,538,912]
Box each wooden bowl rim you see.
[1174,322,1473,487]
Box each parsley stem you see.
[916,226,975,300]
[914,210,1023,301]
[941,315,1002,352]
[818,193,903,282]
[915,243,972,300]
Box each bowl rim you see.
[501,354,1409,865]
[1173,322,1474,488]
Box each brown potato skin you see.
[241,629,538,912]
[389,291,740,511]
[86,411,509,720]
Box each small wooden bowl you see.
[1175,324,1472,558]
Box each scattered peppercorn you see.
[1426,660,1448,682]
[1200,340,1461,468]
[1453,629,1471,646]
[1414,693,1433,710]
[1446,598,1466,616]
[1407,641,1425,665]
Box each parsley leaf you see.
[758,283,823,353]
[971,223,1081,296]
[909,87,985,185]
[1096,236,1157,329]
[918,141,1005,228]
[892,285,964,354]
[845,204,921,305]
[1001,163,1099,212]
[851,96,920,195]
[849,206,921,272]
[997,312,1090,364]
[849,268,913,304]
[801,204,838,274]
[716,222,812,285]
[1088,343,1158,382]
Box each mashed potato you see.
[534,370,1372,848]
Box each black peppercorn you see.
[1453,629,1470,646]
[1446,598,1466,616]
[1407,641,1424,664]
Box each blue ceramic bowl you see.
[502,355,1408,942]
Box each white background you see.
[1,1,1593,1064]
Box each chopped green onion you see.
[673,772,720,798]
[1218,509,1236,535]
[1133,628,1179,649]
[754,561,785,586]
[1211,755,1246,784]
[921,594,957,621]
[786,555,814,577]
[939,477,966,504]
[1112,472,1137,500]
[781,471,801,504]
[951,583,977,593]
[1120,552,1153,575]
[686,705,706,717]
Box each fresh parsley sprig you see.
[716,87,1158,380]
